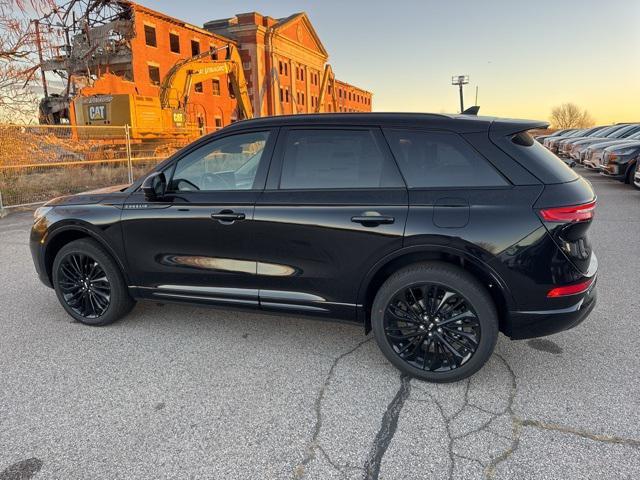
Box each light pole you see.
[451,75,469,113]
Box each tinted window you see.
[170,131,270,191]
[279,129,403,189]
[384,129,508,188]
[495,132,579,184]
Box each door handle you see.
[211,210,246,223]
[351,214,395,226]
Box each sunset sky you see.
[140,0,639,124]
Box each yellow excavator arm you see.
[316,64,338,113]
[160,44,253,120]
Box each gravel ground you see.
[0,168,639,479]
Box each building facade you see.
[73,3,372,132]
[204,12,372,118]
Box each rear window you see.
[384,129,508,188]
[497,131,579,184]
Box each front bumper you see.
[506,278,597,339]
[600,163,626,180]
[30,218,52,288]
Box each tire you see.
[52,238,135,326]
[629,161,640,189]
[371,262,498,383]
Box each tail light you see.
[547,277,595,298]
[538,200,596,223]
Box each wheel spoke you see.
[435,333,464,359]
[386,330,425,341]
[442,326,479,346]
[407,288,423,313]
[387,303,421,324]
[437,310,477,326]
[434,290,455,315]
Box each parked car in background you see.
[545,128,588,153]
[556,125,617,158]
[582,129,640,168]
[599,141,640,184]
[633,159,640,190]
[29,113,598,383]
[567,124,640,163]
[535,129,573,144]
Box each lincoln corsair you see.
[30,113,598,382]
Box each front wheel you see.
[372,262,498,383]
[52,239,135,326]
[631,161,640,190]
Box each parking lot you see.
[0,168,639,479]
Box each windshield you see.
[609,124,640,138]
[582,126,605,136]
[590,125,618,137]
[604,125,631,138]
[565,129,585,137]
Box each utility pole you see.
[33,19,49,98]
[451,75,469,113]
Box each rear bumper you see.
[506,279,597,340]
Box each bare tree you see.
[550,103,595,129]
[0,0,55,123]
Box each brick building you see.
[204,12,372,117]
[79,3,372,132]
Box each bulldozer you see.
[71,44,253,139]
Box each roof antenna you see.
[462,106,480,115]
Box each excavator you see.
[315,64,338,114]
[72,44,253,139]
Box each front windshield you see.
[603,125,629,138]
[608,125,639,138]
[590,126,618,137]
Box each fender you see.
[356,243,517,322]
[44,220,131,285]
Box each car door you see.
[121,128,277,307]
[252,126,408,320]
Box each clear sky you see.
[138,0,639,123]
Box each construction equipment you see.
[72,44,253,138]
[160,45,253,120]
[315,64,337,113]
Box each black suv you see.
[30,114,598,382]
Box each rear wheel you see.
[52,239,135,326]
[372,262,498,383]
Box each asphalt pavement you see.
[0,169,639,479]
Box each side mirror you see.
[141,171,167,201]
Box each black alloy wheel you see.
[384,283,481,372]
[372,263,498,383]
[52,238,135,326]
[57,253,111,319]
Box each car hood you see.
[588,139,640,151]
[45,184,131,206]
[604,141,640,152]
[571,138,618,147]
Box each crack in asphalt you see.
[426,389,456,480]
[485,353,640,479]
[296,344,639,480]
[294,337,372,479]
[363,374,411,480]
[484,353,525,479]
[517,419,640,448]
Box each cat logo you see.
[88,105,106,120]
